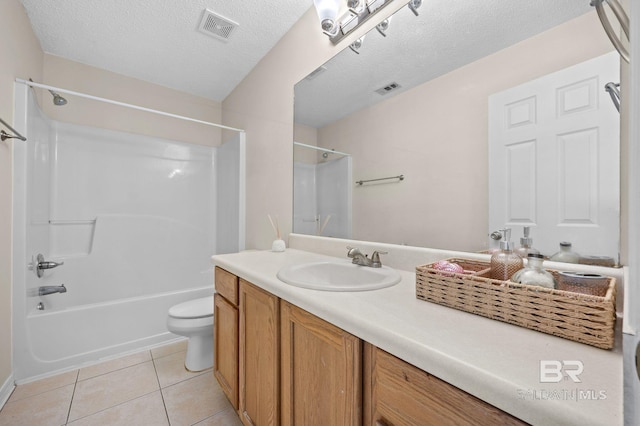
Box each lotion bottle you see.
[490,228,523,280]
[550,241,580,264]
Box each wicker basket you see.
[415,258,617,349]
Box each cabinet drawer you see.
[365,344,527,426]
[215,267,239,305]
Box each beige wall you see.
[317,13,614,251]
[41,55,222,146]
[0,0,43,390]
[222,1,407,250]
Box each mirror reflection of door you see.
[489,52,620,260]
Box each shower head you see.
[48,89,67,106]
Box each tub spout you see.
[38,284,67,296]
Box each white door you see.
[489,51,620,259]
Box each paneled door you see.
[280,301,361,426]
[489,51,620,259]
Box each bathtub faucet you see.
[38,284,67,296]
[30,253,64,278]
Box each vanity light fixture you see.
[408,0,422,16]
[313,0,394,45]
[375,16,391,37]
[313,0,342,34]
[349,35,366,54]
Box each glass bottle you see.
[549,241,580,264]
[511,253,556,289]
[515,226,540,259]
[490,229,523,280]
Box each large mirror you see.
[293,0,621,262]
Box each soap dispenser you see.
[515,226,539,259]
[490,228,523,280]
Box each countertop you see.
[211,248,622,426]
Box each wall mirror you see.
[293,0,621,263]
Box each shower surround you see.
[11,83,244,381]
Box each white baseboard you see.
[0,374,15,410]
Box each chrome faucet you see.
[38,284,67,296]
[346,247,387,268]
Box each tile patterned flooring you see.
[0,340,242,426]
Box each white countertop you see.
[211,248,622,426]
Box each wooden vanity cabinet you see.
[238,279,280,426]
[215,268,527,426]
[214,267,239,410]
[363,343,527,426]
[280,301,362,426]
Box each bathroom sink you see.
[276,260,401,291]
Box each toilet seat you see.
[168,296,213,319]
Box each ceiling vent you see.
[375,82,402,96]
[198,9,239,42]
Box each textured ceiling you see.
[295,0,594,128]
[19,0,595,115]
[19,0,312,101]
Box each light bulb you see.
[313,0,341,32]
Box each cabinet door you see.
[214,293,239,410]
[363,344,527,426]
[280,301,361,426]
[239,280,280,426]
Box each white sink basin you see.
[276,260,401,291]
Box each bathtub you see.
[16,287,212,382]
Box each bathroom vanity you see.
[211,242,622,425]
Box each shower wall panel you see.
[12,85,238,380]
[293,162,318,235]
[293,157,351,238]
[35,122,215,310]
[316,156,352,238]
[216,133,245,254]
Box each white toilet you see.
[167,296,214,372]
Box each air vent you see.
[198,9,238,42]
[375,82,402,95]
[305,66,327,81]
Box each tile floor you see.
[0,340,242,426]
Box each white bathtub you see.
[16,287,212,382]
